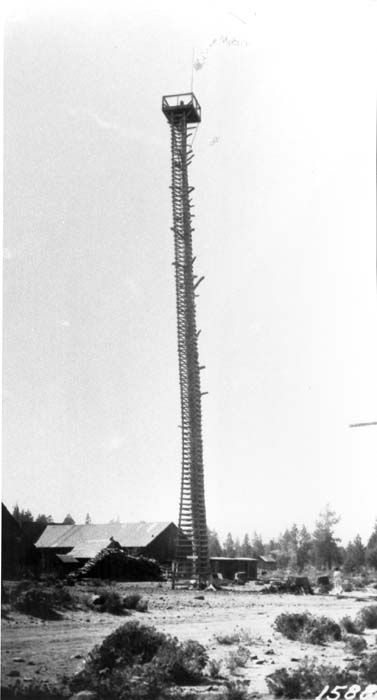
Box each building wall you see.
[144,523,186,563]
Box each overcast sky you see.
[3,0,377,545]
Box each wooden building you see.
[210,557,258,581]
[35,521,189,572]
[1,503,41,579]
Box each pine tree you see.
[313,505,341,569]
[297,525,313,571]
[63,513,75,525]
[366,520,377,569]
[240,534,253,557]
[36,514,53,524]
[12,505,34,524]
[208,529,222,557]
[251,532,264,556]
[223,532,236,557]
[343,534,365,572]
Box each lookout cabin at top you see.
[162,93,201,124]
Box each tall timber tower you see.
[162,93,210,586]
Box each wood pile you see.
[67,548,163,582]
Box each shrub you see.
[266,658,352,698]
[101,589,125,615]
[266,652,377,698]
[358,652,377,683]
[70,620,208,699]
[85,619,166,672]
[343,580,353,592]
[274,612,341,644]
[122,593,142,609]
[340,615,365,635]
[11,585,73,620]
[135,597,148,612]
[223,680,252,700]
[208,658,222,678]
[227,645,250,673]
[356,605,377,629]
[153,638,208,684]
[344,634,368,655]
[215,629,253,646]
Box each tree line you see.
[11,503,377,571]
[11,505,90,526]
[208,505,377,571]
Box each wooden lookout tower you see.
[162,93,210,586]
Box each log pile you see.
[67,548,163,582]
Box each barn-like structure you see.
[35,521,188,573]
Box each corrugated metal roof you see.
[35,524,75,548]
[35,521,173,558]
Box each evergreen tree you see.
[313,505,341,569]
[63,513,75,525]
[35,514,53,524]
[251,532,264,556]
[297,525,313,571]
[12,504,34,524]
[234,537,241,557]
[223,532,236,557]
[343,534,365,572]
[240,534,253,557]
[366,520,377,569]
[208,529,222,557]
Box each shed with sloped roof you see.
[35,521,189,571]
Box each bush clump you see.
[70,619,208,699]
[223,680,253,700]
[226,645,250,673]
[266,652,377,698]
[356,605,377,629]
[274,612,341,644]
[10,583,73,620]
[266,658,350,698]
[344,633,368,655]
[122,592,142,609]
[340,615,365,635]
[215,629,254,646]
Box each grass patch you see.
[274,612,341,644]
[1,678,70,699]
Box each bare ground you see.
[2,581,377,697]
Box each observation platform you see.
[162,93,201,124]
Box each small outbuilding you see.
[210,557,258,581]
[257,555,277,572]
